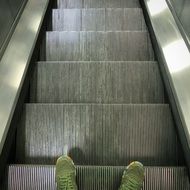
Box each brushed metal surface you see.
[16,104,179,165]
[30,61,164,103]
[144,0,190,155]
[7,165,190,190]
[45,31,154,61]
[0,0,49,154]
[57,0,140,8]
[52,8,147,31]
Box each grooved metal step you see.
[30,61,164,103]
[16,104,181,165]
[52,8,146,31]
[6,165,190,190]
[57,0,140,8]
[45,31,154,61]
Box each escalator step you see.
[7,165,190,190]
[52,8,146,31]
[30,61,164,103]
[45,31,154,61]
[16,104,180,165]
[57,0,140,8]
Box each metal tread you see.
[52,8,147,31]
[16,104,182,165]
[6,165,190,190]
[45,31,154,61]
[30,61,164,103]
[57,0,140,8]
[38,60,157,63]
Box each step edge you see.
[24,103,170,107]
[37,61,157,64]
[52,8,143,11]
[8,164,188,170]
[46,30,150,34]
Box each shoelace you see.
[57,173,75,190]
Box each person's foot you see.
[56,155,78,190]
[119,161,145,190]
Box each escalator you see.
[1,0,190,189]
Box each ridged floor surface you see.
[16,104,181,165]
[6,165,190,190]
[30,61,164,103]
[45,31,154,61]
[52,8,146,31]
[57,0,140,8]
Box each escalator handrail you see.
[142,0,190,168]
[0,0,49,155]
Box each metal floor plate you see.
[5,165,190,190]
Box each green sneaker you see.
[119,161,145,190]
[56,156,78,190]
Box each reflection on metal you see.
[163,39,190,73]
[29,15,42,33]
[0,0,49,154]
[144,0,190,146]
[147,0,167,16]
